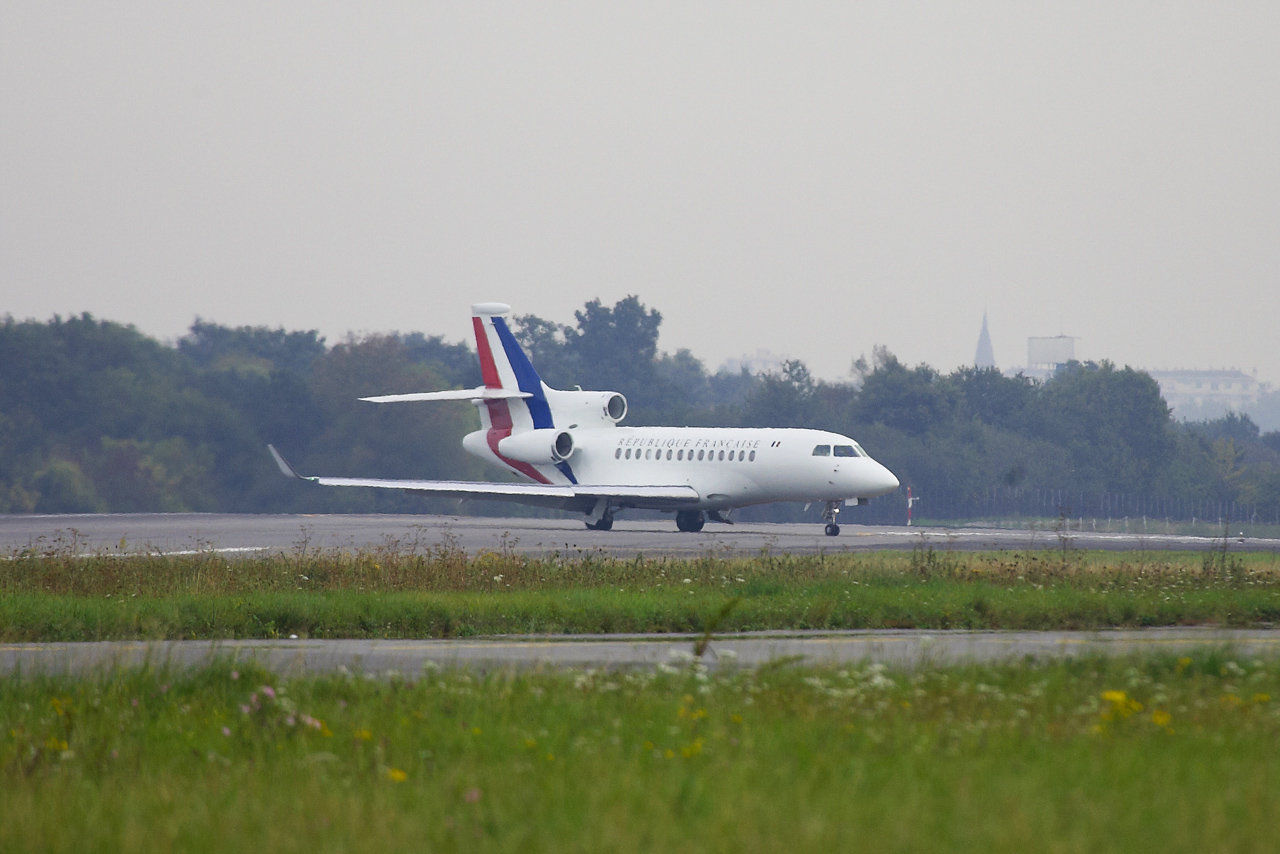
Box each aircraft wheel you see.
[675,510,705,533]
[586,515,613,532]
[824,522,841,537]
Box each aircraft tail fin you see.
[470,303,555,431]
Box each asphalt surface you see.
[2,513,1276,557]
[3,629,1279,676]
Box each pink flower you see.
[230,671,239,680]
[222,727,231,737]
[261,686,276,700]
[240,704,251,715]
[131,699,138,707]
[285,716,296,727]
[160,684,169,694]
[465,788,481,803]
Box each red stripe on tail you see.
[473,316,502,389]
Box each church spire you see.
[975,312,996,369]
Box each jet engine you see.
[543,389,627,427]
[496,428,575,465]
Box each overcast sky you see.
[3,2,1277,383]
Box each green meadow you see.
[3,653,1279,852]
[2,543,1279,640]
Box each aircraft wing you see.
[268,445,699,511]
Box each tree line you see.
[2,298,1278,519]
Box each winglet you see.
[267,444,310,481]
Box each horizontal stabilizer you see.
[360,387,532,404]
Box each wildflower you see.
[1254,694,1271,704]
[472,727,482,735]
[261,686,276,700]
[1151,710,1172,728]
[388,768,407,782]
[131,699,138,707]
[465,788,481,803]
[222,727,231,737]
[240,704,251,715]
[683,578,692,584]
[230,671,239,680]
[354,729,373,741]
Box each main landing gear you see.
[586,508,614,531]
[675,510,705,533]
[822,500,841,537]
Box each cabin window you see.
[834,445,856,457]
[625,448,631,459]
[697,450,705,460]
[718,450,725,461]
[666,449,672,460]
[645,449,651,460]
[749,450,756,461]
[677,449,684,460]
[812,445,831,456]
[615,448,622,459]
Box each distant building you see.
[1007,335,1078,382]
[974,313,996,369]
[718,349,785,376]
[1147,369,1263,422]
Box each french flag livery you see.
[469,303,577,486]
[268,302,899,536]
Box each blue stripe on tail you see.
[492,317,578,484]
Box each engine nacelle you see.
[496,428,575,465]
[543,388,627,427]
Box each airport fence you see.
[855,487,1280,529]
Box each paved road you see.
[2,513,1275,557]
[3,628,1278,676]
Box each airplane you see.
[268,302,899,536]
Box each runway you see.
[2,513,1276,557]
[3,628,1279,676]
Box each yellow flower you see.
[1253,693,1271,704]
[524,738,537,749]
[1101,690,1128,705]
[388,768,407,782]
[1151,710,1172,728]
[471,727,482,735]
[354,729,373,741]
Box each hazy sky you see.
[3,3,1277,383]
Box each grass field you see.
[3,653,1279,852]
[3,542,1280,640]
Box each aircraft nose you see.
[876,464,899,495]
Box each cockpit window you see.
[833,445,856,457]
[812,445,831,456]
[852,442,868,457]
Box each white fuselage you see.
[465,423,899,511]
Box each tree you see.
[1029,361,1175,492]
[855,352,956,435]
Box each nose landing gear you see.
[822,500,842,537]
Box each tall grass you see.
[4,540,1280,639]
[2,653,1279,852]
